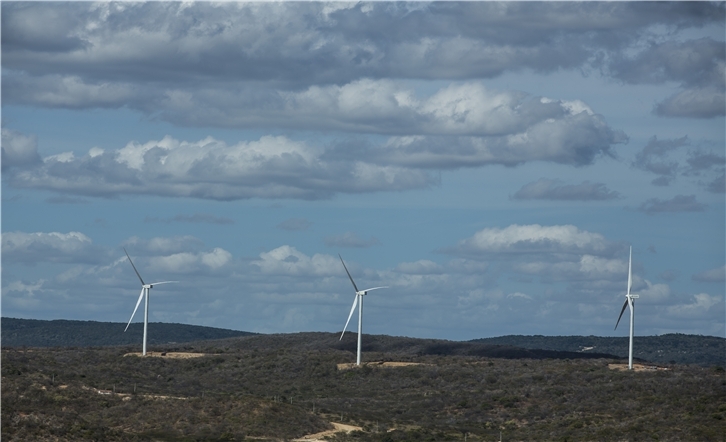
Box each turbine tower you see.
[615,246,639,370]
[339,255,388,366]
[123,248,177,356]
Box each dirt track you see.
[294,422,363,441]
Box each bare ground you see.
[123,351,207,359]
[608,363,669,371]
[336,361,427,370]
[294,422,363,441]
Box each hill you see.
[3,318,723,367]
[1,317,255,348]
[2,332,724,441]
[472,334,726,366]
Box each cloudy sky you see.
[2,2,724,341]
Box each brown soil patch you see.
[608,363,669,372]
[294,422,362,441]
[337,361,427,370]
[123,351,207,359]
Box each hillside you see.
[3,317,723,367]
[1,317,255,348]
[472,334,726,366]
[3,332,724,441]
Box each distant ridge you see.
[472,334,726,366]
[2,318,723,366]
[1,317,255,348]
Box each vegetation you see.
[3,332,725,441]
[4,318,723,367]
[472,334,726,367]
[1,318,255,348]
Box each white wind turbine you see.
[123,248,177,356]
[338,255,388,366]
[614,246,639,370]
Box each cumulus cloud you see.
[512,178,621,201]
[2,229,721,337]
[251,246,341,277]
[324,232,380,249]
[368,111,627,169]
[692,265,726,283]
[609,38,726,119]
[4,113,626,199]
[145,80,604,136]
[122,236,206,255]
[1,128,42,170]
[665,293,723,319]
[4,134,436,200]
[2,231,107,264]
[3,2,721,124]
[148,248,233,274]
[444,224,620,258]
[637,195,707,214]
[655,86,726,119]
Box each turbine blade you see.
[124,248,145,286]
[627,246,632,296]
[339,254,359,293]
[125,288,145,332]
[148,281,179,286]
[362,286,388,293]
[340,294,359,340]
[614,299,628,330]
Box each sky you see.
[2,2,724,341]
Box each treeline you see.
[1,317,255,348]
[472,334,726,366]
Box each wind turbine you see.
[615,246,639,370]
[339,254,387,366]
[123,248,177,356]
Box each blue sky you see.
[2,2,724,340]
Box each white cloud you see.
[1,280,46,309]
[123,236,205,255]
[252,246,340,277]
[665,293,723,319]
[1,128,41,170]
[446,224,618,257]
[3,2,721,130]
[2,231,105,264]
[636,280,672,304]
[6,134,435,200]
